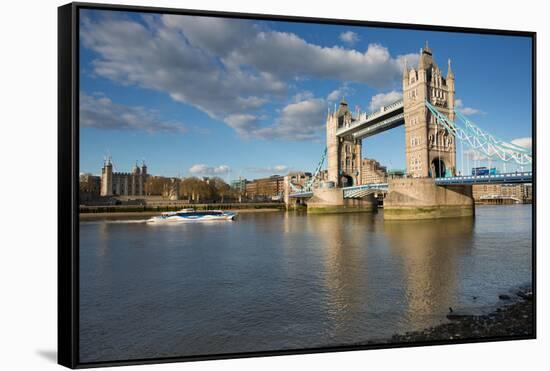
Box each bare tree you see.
[210,177,231,203]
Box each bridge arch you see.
[431,157,446,178]
[341,174,354,187]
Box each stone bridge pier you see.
[384,178,474,220]
[306,187,377,214]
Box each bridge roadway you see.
[435,171,532,185]
[336,100,404,139]
[288,172,532,199]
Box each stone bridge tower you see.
[403,42,456,178]
[326,100,362,187]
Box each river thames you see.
[79,205,532,362]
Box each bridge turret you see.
[403,43,457,178]
[326,99,363,187]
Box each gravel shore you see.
[373,287,534,344]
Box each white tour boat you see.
[147,208,237,224]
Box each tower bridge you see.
[285,42,533,219]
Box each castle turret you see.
[100,156,113,196]
[133,161,141,175]
[141,161,147,175]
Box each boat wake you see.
[81,219,149,225]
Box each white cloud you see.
[327,84,354,102]
[368,90,403,112]
[455,99,484,115]
[81,13,286,123]
[262,98,327,140]
[80,92,186,133]
[292,91,314,102]
[226,36,417,89]
[511,137,532,150]
[81,11,419,140]
[188,164,231,175]
[224,114,261,138]
[226,97,327,140]
[246,165,289,174]
[327,90,341,102]
[339,31,359,45]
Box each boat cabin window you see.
[176,211,223,217]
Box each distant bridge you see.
[479,194,523,203]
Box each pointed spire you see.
[402,58,408,79]
[423,40,432,54]
[336,98,350,117]
[418,47,425,69]
[447,58,454,79]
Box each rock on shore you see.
[360,287,534,345]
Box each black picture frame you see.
[58,2,537,368]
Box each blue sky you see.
[79,9,533,179]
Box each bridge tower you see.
[326,99,362,187]
[403,42,456,178]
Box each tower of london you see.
[100,157,149,196]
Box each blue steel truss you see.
[289,147,327,193]
[343,183,388,198]
[426,101,532,166]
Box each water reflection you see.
[384,218,474,328]
[307,214,369,340]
